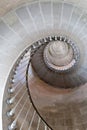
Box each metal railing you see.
[3,42,52,130]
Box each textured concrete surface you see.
[1,0,87,130]
[28,65,87,130]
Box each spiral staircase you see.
[1,0,87,130]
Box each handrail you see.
[3,43,52,130]
[26,50,53,130]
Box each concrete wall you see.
[1,0,87,130]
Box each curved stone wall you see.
[1,0,87,130]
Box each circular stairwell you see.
[1,0,87,130]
